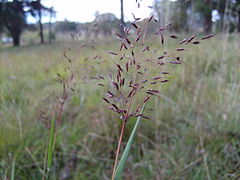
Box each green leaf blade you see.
[114,103,147,180]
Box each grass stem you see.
[111,119,127,180]
[111,89,136,180]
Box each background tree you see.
[213,0,240,32]
[153,0,190,32]
[193,0,214,33]
[212,0,227,32]
[0,2,4,34]
[237,2,240,32]
[93,13,119,36]
[27,0,51,44]
[48,7,55,43]
[0,0,26,46]
[120,0,125,37]
[228,0,240,32]
[153,0,171,26]
[170,0,189,32]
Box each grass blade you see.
[47,116,55,170]
[11,157,15,180]
[114,103,147,180]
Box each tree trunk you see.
[238,10,240,32]
[218,14,224,32]
[120,0,125,37]
[38,9,44,43]
[12,33,20,46]
[204,15,212,33]
[48,9,53,43]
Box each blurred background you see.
[0,0,240,46]
[0,0,240,179]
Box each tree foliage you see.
[0,0,53,46]
[27,0,53,43]
[0,0,26,46]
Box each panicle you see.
[97,12,207,121]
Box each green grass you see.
[0,34,240,179]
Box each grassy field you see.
[0,34,240,179]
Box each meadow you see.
[0,34,240,179]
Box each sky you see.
[32,0,155,23]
